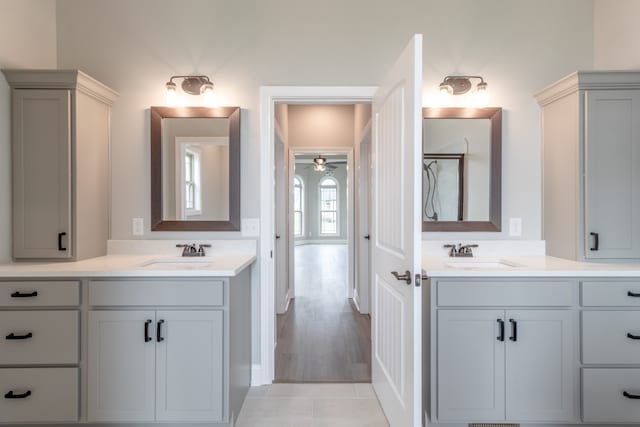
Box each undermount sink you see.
[445,259,520,269]
[140,258,214,270]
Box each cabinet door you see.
[12,89,72,259]
[88,311,156,422]
[156,310,224,422]
[505,310,574,421]
[585,90,640,259]
[437,310,505,421]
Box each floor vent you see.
[469,424,519,427]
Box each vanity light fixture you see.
[313,155,327,172]
[438,75,489,106]
[164,75,215,106]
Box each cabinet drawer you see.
[0,311,79,365]
[583,368,640,422]
[0,281,79,307]
[582,281,640,306]
[437,280,574,307]
[89,279,225,306]
[0,367,78,423]
[583,311,640,364]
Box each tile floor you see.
[235,383,389,427]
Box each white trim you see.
[258,86,376,385]
[295,239,348,245]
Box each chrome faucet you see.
[176,243,211,257]
[443,243,479,257]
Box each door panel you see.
[371,34,422,427]
[585,90,640,259]
[156,310,224,422]
[437,310,505,421]
[88,311,156,422]
[12,89,71,259]
[505,310,574,421]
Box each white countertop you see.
[423,255,640,277]
[0,253,256,278]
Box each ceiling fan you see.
[312,155,346,172]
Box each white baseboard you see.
[251,363,270,386]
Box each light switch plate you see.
[132,218,144,236]
[242,218,260,237]
[509,217,522,237]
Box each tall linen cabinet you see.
[536,71,640,261]
[2,70,118,260]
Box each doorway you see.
[273,103,372,382]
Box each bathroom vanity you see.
[0,242,255,427]
[423,255,640,425]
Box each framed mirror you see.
[422,107,501,232]
[150,106,240,231]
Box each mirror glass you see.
[161,118,230,221]
[422,107,502,232]
[150,106,240,231]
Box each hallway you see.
[275,244,371,382]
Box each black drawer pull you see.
[590,232,599,251]
[623,391,640,399]
[628,333,640,340]
[58,232,67,251]
[509,319,518,342]
[628,291,640,298]
[4,390,31,399]
[10,291,38,298]
[157,319,165,342]
[6,332,33,340]
[144,319,152,342]
[497,319,505,342]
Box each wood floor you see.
[275,244,372,383]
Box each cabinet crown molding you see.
[535,70,640,106]
[2,69,118,105]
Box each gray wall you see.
[55,0,595,242]
[0,0,58,263]
[594,0,640,69]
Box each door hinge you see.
[270,250,273,259]
[415,273,427,287]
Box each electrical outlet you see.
[509,217,522,237]
[132,218,144,236]
[242,218,260,237]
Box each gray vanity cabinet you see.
[536,71,640,261]
[2,70,118,261]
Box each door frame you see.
[289,146,354,302]
[258,86,377,385]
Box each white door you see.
[274,136,289,313]
[156,311,224,422]
[371,34,423,427]
[88,311,156,422]
[437,310,505,421]
[505,310,574,421]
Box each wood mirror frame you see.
[150,106,241,231]
[422,107,502,232]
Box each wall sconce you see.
[313,155,327,172]
[165,75,215,106]
[438,75,489,106]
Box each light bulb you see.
[201,83,215,107]
[165,81,178,106]
[437,83,451,106]
[475,82,489,107]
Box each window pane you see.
[294,212,302,236]
[321,211,337,234]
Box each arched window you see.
[319,177,338,235]
[293,176,304,236]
